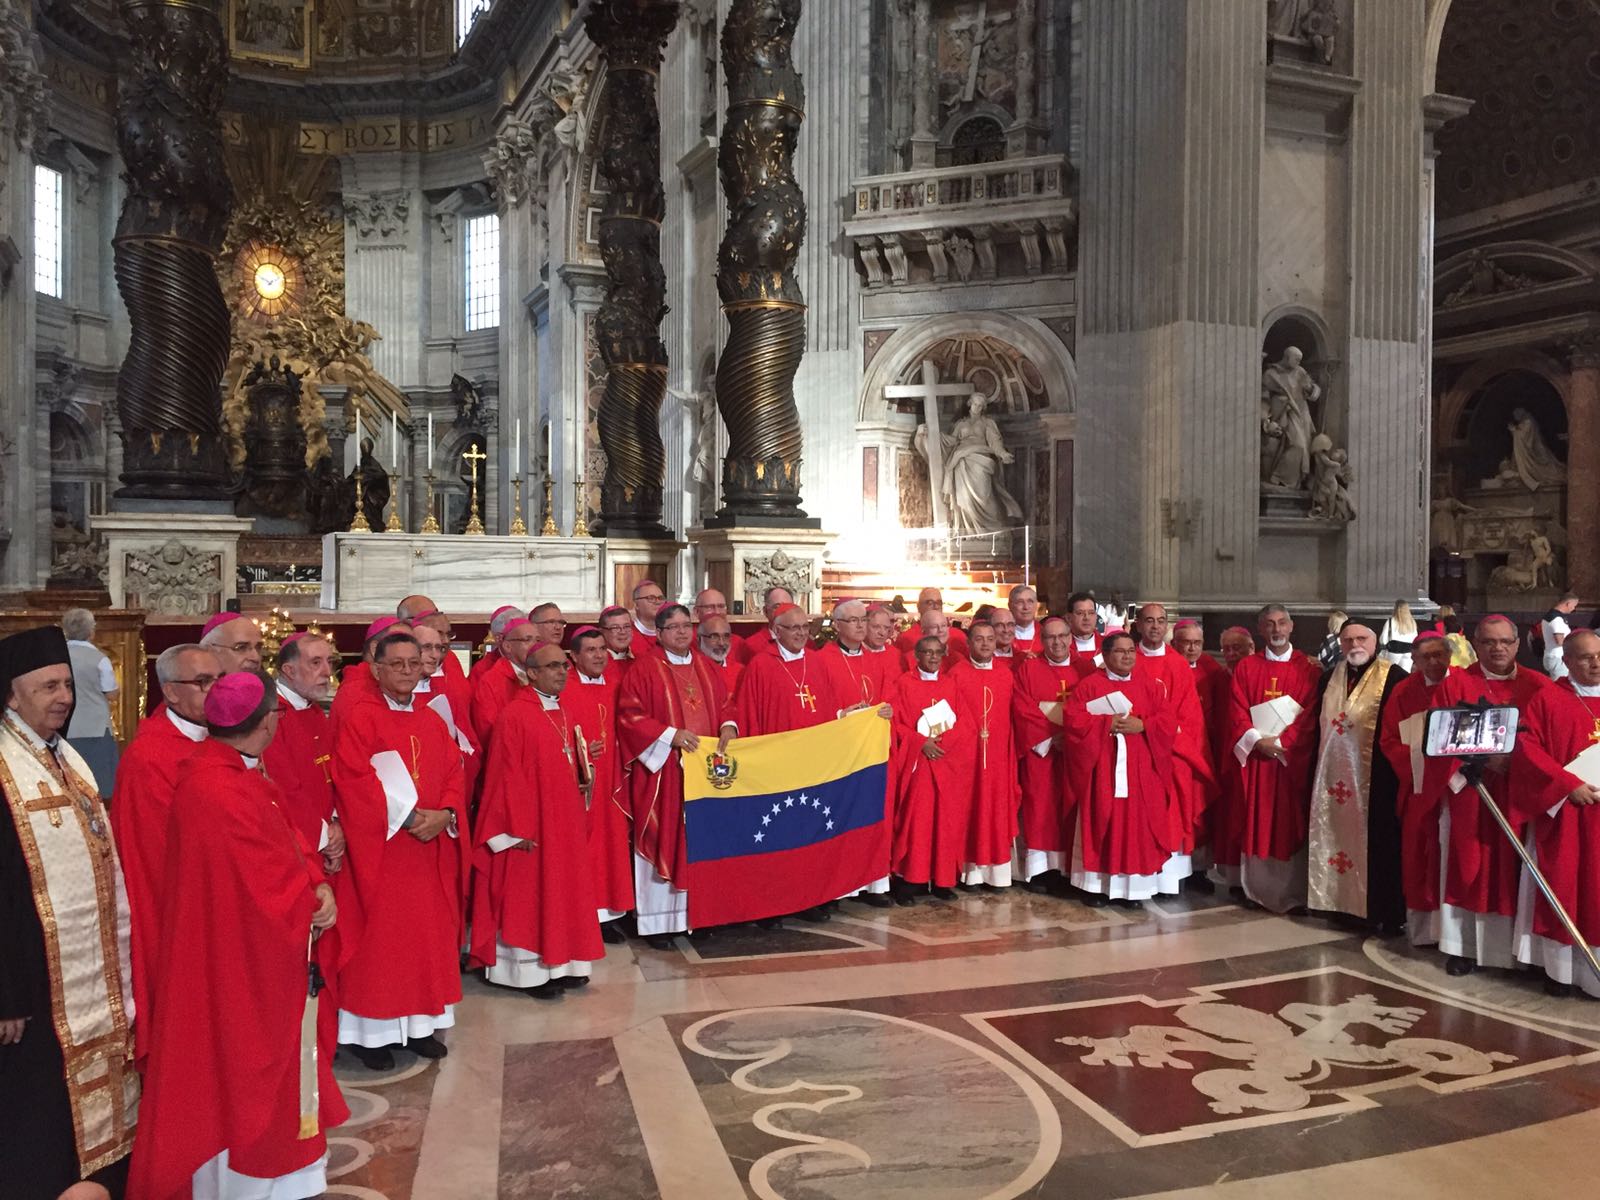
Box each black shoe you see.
[645,935,676,951]
[1186,875,1216,895]
[687,927,714,942]
[1543,978,1574,998]
[798,905,832,923]
[1115,898,1144,909]
[1081,893,1108,908]
[859,892,893,908]
[1445,955,1477,977]
[526,980,564,1000]
[408,1034,449,1059]
[1022,878,1051,894]
[345,1043,395,1071]
[756,916,785,929]
[557,974,590,989]
[601,921,626,945]
[931,886,957,900]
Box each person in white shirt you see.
[61,607,120,796]
[1541,593,1581,679]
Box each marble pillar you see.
[1566,342,1600,601]
[1009,0,1046,154]
[908,0,938,168]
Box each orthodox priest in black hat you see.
[0,625,138,1199]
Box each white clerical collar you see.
[166,707,207,742]
[633,617,657,638]
[1074,635,1097,650]
[837,643,863,657]
[609,648,631,660]
[778,643,806,663]
[995,647,1014,658]
[917,668,941,681]
[413,676,433,694]
[1424,674,1446,687]
[968,658,994,670]
[1107,670,1133,682]
[578,671,607,685]
[1139,643,1166,657]
[383,693,415,712]
[534,688,561,710]
[276,679,312,711]
[512,663,529,684]
[1045,656,1072,668]
[1482,666,1516,681]
[1015,620,1035,639]
[240,752,260,769]
[1573,682,1600,697]
[865,644,888,654]
[1265,644,1294,662]
[665,648,693,666]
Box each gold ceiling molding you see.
[220,108,494,156]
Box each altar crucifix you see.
[886,360,976,527]
[462,443,487,536]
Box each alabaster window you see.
[34,164,64,299]
[456,0,492,47]
[465,212,501,332]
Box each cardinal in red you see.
[885,636,977,899]
[1510,628,1600,997]
[109,640,220,1064]
[470,644,605,998]
[598,605,638,681]
[1064,592,1104,669]
[1012,616,1091,887]
[1421,614,1554,976]
[561,626,633,940]
[263,632,345,875]
[412,614,481,796]
[330,629,468,1070]
[330,617,411,728]
[1227,604,1321,913]
[470,617,539,748]
[617,604,733,945]
[697,615,744,696]
[1131,605,1214,893]
[469,606,526,682]
[1006,586,1040,658]
[1376,632,1460,946]
[1065,633,1177,906]
[948,620,1019,888]
[130,671,346,1200]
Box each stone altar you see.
[321,533,606,613]
[94,512,254,617]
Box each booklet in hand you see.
[1085,691,1132,717]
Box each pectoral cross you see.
[314,752,332,784]
[1264,676,1284,700]
[1590,718,1600,745]
[796,683,817,712]
[1056,679,1073,702]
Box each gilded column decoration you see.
[712,0,814,526]
[112,0,234,500]
[584,0,681,539]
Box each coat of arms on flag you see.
[679,708,892,927]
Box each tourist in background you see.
[1540,592,1581,680]
[1380,599,1418,672]
[1436,605,1477,667]
[62,607,119,796]
[1317,609,1347,670]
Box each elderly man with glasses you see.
[110,642,223,1068]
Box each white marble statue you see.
[1506,408,1566,491]
[1260,346,1320,489]
[917,394,1023,538]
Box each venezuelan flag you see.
[680,708,892,927]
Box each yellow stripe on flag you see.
[682,708,891,802]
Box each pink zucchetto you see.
[201,612,238,639]
[365,616,404,642]
[502,618,535,635]
[203,670,276,733]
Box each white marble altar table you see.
[321,533,606,613]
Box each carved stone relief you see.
[123,540,225,616]
[744,547,813,598]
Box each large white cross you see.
[886,360,975,528]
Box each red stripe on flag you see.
[686,820,890,928]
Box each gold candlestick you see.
[385,476,404,532]
[462,444,487,536]
[349,465,371,532]
[540,474,558,537]
[510,476,529,536]
[572,480,590,538]
[420,470,440,534]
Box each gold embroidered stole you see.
[1306,658,1392,918]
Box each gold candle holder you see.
[385,478,404,532]
[349,466,372,532]
[420,471,440,534]
[572,480,590,538]
[540,474,559,537]
[510,476,528,536]
[462,444,487,536]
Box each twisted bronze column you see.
[586,0,681,539]
[112,0,234,500]
[711,0,814,526]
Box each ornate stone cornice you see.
[344,191,412,245]
[0,0,49,151]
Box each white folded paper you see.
[371,750,419,839]
[426,693,475,755]
[917,698,958,737]
[1038,700,1064,726]
[1085,690,1132,717]
[1564,742,1600,790]
[1249,695,1304,737]
[1398,711,1427,792]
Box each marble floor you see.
[321,887,1600,1199]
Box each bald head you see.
[397,595,436,620]
[201,616,263,674]
[919,609,951,641]
[693,588,728,621]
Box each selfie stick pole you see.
[1467,766,1600,987]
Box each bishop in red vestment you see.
[1227,605,1321,912]
[1202,626,1258,884]
[1064,634,1176,905]
[1007,586,1040,659]
[616,606,732,944]
[470,618,539,748]
[469,645,605,997]
[330,631,468,1070]
[262,633,344,872]
[1422,616,1554,975]
[892,588,968,660]
[1377,632,1460,945]
[413,616,481,797]
[820,600,895,710]
[198,612,265,676]
[949,622,1019,887]
[561,627,633,935]
[1012,617,1091,886]
[865,607,907,680]
[131,673,346,1200]
[988,608,1025,671]
[109,641,219,1065]
[469,606,527,682]
[599,605,637,682]
[886,638,977,898]
[1510,629,1600,997]
[731,586,793,665]
[729,605,845,736]
[1065,592,1104,669]
[329,617,411,728]
[1172,619,1227,867]
[1132,605,1214,892]
[697,615,744,697]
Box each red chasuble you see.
[469,649,501,681]
[1227,651,1321,861]
[416,667,483,797]
[1011,626,1039,659]
[617,655,729,884]
[1011,656,1092,856]
[819,642,892,709]
[704,655,743,700]
[109,710,205,1064]
[732,647,843,735]
[1069,633,1103,670]
[1377,668,1459,913]
[1191,653,1236,857]
[947,660,1019,868]
[865,644,906,681]
[608,651,636,684]
[261,697,336,851]
[885,670,977,886]
[1064,671,1176,879]
[1513,680,1600,946]
[329,661,377,728]
[469,691,605,972]
[1133,647,1214,855]
[130,740,347,1200]
[894,624,968,661]
[560,671,633,915]
[732,628,777,665]
[330,696,468,1019]
[470,655,525,749]
[1421,665,1553,918]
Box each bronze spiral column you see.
[112,0,234,501]
[710,0,815,527]
[586,0,681,539]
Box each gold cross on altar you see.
[796,683,817,712]
[461,443,487,482]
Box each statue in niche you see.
[1309,434,1355,522]
[1504,408,1566,491]
[345,436,390,530]
[1490,528,1559,591]
[452,373,486,431]
[1268,0,1339,65]
[1260,346,1320,489]
[916,394,1023,538]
